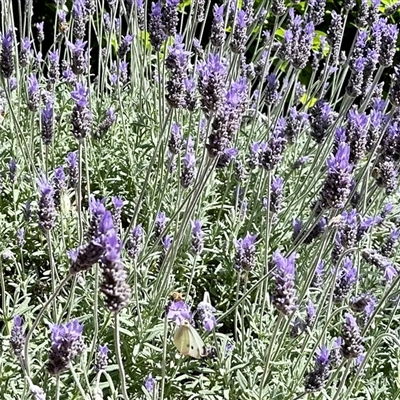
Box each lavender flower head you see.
[234,232,258,272]
[96,108,117,138]
[320,143,353,209]
[197,53,227,113]
[329,336,343,367]
[36,22,45,42]
[271,251,298,315]
[27,74,40,112]
[207,77,247,156]
[10,315,25,356]
[71,82,92,140]
[154,211,167,238]
[145,373,156,393]
[68,39,87,75]
[210,4,225,48]
[180,152,196,188]
[126,224,144,260]
[19,37,32,68]
[168,122,182,155]
[341,313,364,359]
[100,229,131,312]
[95,344,109,371]
[311,259,324,288]
[162,0,180,37]
[17,228,25,247]
[37,174,56,231]
[309,100,335,143]
[304,346,330,392]
[149,1,166,51]
[1,30,14,78]
[261,118,287,170]
[167,299,192,325]
[191,219,204,255]
[47,319,85,375]
[118,34,134,58]
[196,292,217,331]
[67,151,78,189]
[41,101,54,145]
[333,256,358,302]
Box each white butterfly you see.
[173,320,205,359]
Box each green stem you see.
[23,274,71,377]
[114,312,129,400]
[259,314,283,399]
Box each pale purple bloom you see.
[234,233,258,272]
[167,300,192,325]
[47,319,85,375]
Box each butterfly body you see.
[173,320,205,359]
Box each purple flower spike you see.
[145,373,156,393]
[304,346,330,392]
[37,174,56,231]
[149,1,166,51]
[68,39,87,75]
[341,313,364,359]
[234,232,258,272]
[10,315,25,356]
[309,100,335,143]
[191,219,204,255]
[1,30,14,78]
[95,344,109,371]
[71,82,92,140]
[311,259,324,288]
[161,235,173,251]
[197,53,228,113]
[320,143,353,209]
[261,118,287,170]
[126,224,144,260]
[71,82,89,107]
[100,229,131,312]
[67,152,78,189]
[333,256,357,302]
[154,211,167,238]
[210,4,225,48]
[271,251,297,315]
[181,152,196,188]
[216,147,238,169]
[167,299,192,325]
[196,293,217,331]
[41,102,54,145]
[118,34,134,58]
[162,0,180,37]
[47,319,85,375]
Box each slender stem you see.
[160,314,169,400]
[185,255,198,299]
[23,274,72,377]
[233,273,241,343]
[88,264,100,366]
[114,312,129,400]
[55,376,60,400]
[240,273,248,357]
[132,259,142,330]
[46,230,57,322]
[70,365,89,400]
[77,141,84,245]
[259,314,283,400]
[332,361,352,400]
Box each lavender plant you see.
[1,0,400,399]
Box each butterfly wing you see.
[174,322,191,355]
[187,323,205,359]
[174,321,205,359]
